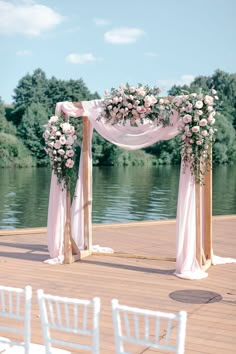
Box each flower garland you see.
[174,89,218,183]
[98,83,173,127]
[43,115,77,190]
[43,85,218,186]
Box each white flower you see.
[60,123,71,134]
[59,136,66,145]
[58,149,65,155]
[49,115,59,124]
[195,100,203,109]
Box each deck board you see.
[0,215,236,353]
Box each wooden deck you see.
[0,215,236,353]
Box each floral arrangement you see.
[174,89,218,183]
[43,115,77,190]
[98,83,173,127]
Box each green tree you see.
[0,98,16,135]
[12,68,49,125]
[18,102,49,164]
[0,97,7,132]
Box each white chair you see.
[37,289,101,354]
[111,299,187,354]
[0,285,32,353]
[0,285,72,354]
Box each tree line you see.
[0,68,236,168]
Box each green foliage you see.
[213,113,236,163]
[167,69,236,164]
[0,68,235,168]
[0,132,35,167]
[115,150,157,166]
[17,102,49,165]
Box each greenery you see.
[0,68,236,168]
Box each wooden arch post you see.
[195,149,212,271]
[81,116,93,256]
[63,115,92,263]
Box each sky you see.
[0,0,236,104]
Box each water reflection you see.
[92,165,180,223]
[0,165,235,229]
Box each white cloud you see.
[0,1,64,36]
[144,52,158,57]
[66,53,102,64]
[104,27,145,44]
[16,49,32,56]
[94,17,110,26]
[157,74,195,91]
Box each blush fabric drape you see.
[46,100,235,278]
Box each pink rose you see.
[65,159,74,168]
[136,106,146,113]
[199,119,208,126]
[195,101,203,109]
[112,96,119,104]
[183,114,192,123]
[196,110,203,116]
[58,149,65,155]
[129,86,135,93]
[192,126,200,133]
[186,104,193,112]
[54,140,61,149]
[66,150,74,157]
[136,87,146,96]
[209,128,214,135]
[201,130,208,137]
[208,115,215,125]
[127,103,133,109]
[207,106,214,112]
[49,115,59,124]
[204,95,214,105]
[59,136,66,145]
[196,140,202,145]
[48,142,54,148]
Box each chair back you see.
[111,299,187,354]
[37,289,100,354]
[0,285,32,354]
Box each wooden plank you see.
[82,116,92,252]
[63,189,73,264]
[204,149,213,260]
[195,182,202,266]
[0,217,235,354]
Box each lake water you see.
[0,165,235,229]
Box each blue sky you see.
[0,0,235,104]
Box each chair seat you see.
[3,343,70,354]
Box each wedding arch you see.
[44,85,231,280]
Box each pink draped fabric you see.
[46,100,236,277]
